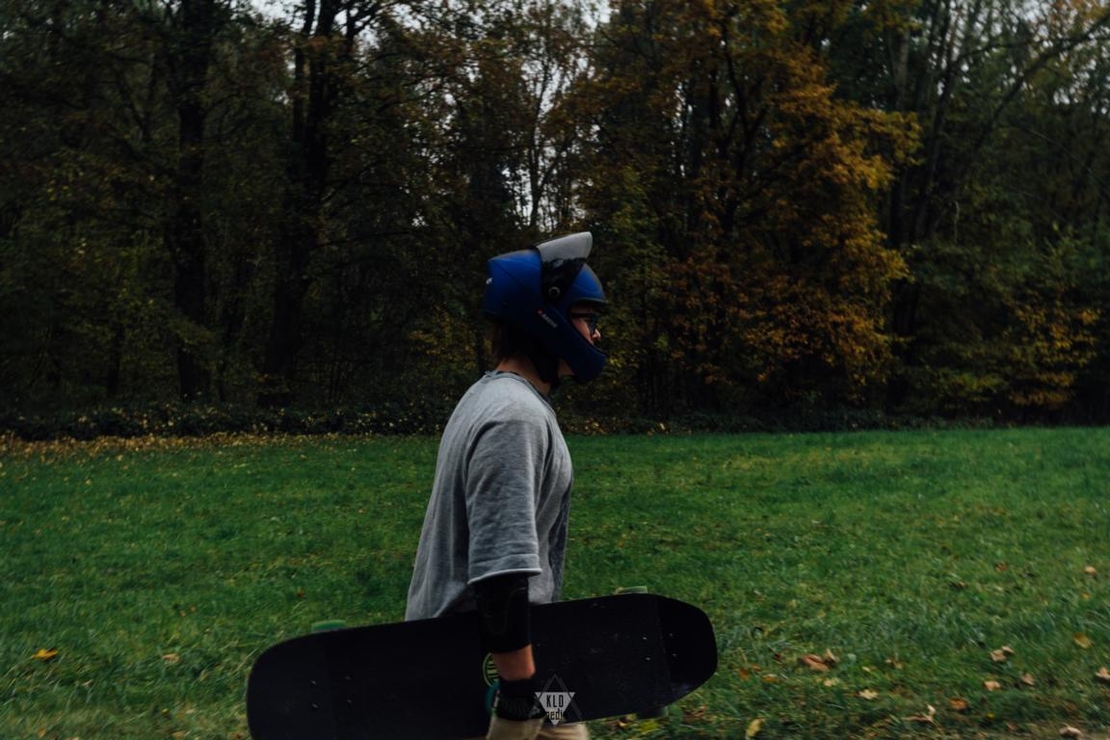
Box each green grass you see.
[2,428,1109,739]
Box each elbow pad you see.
[472,573,532,653]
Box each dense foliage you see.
[2,0,1109,429]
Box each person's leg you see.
[466,718,587,740]
[465,716,544,740]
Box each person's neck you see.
[496,356,552,396]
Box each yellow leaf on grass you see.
[1095,667,1110,683]
[745,718,764,739]
[1074,633,1093,649]
[983,680,1002,691]
[858,689,879,700]
[990,646,1014,663]
[32,648,58,662]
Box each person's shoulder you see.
[470,372,554,423]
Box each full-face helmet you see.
[482,232,607,383]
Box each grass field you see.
[2,428,1109,739]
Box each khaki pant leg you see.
[466,717,588,740]
[470,716,544,740]
[538,721,589,739]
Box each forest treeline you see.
[3,0,1110,433]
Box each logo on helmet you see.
[536,309,558,329]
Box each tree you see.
[0,0,175,407]
[574,0,918,417]
[163,0,227,399]
[835,0,1110,415]
[257,0,443,406]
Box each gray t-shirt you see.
[405,371,574,620]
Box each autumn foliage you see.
[2,0,1109,428]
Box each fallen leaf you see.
[32,648,58,662]
[162,653,181,664]
[1084,566,1097,576]
[949,697,969,711]
[1020,673,1035,687]
[801,654,831,672]
[990,648,1011,663]
[1074,633,1093,649]
[1095,667,1110,683]
[745,718,764,739]
[983,680,1002,691]
[822,678,841,687]
[858,689,879,700]
[905,705,937,725]
[1060,726,1083,738]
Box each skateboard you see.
[246,593,717,739]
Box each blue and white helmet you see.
[482,232,608,382]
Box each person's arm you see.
[473,573,546,720]
[473,572,533,675]
[490,644,535,681]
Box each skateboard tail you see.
[656,595,718,697]
[247,637,340,739]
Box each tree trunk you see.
[166,0,219,401]
[258,0,341,407]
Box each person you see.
[405,232,607,740]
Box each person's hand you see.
[493,676,545,721]
[490,644,543,721]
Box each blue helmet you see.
[482,232,607,382]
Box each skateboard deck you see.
[247,593,717,739]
